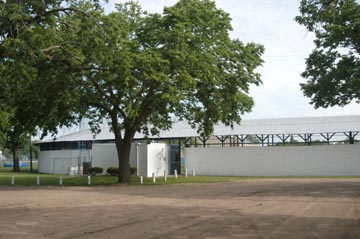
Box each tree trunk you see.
[12,145,20,172]
[30,139,33,173]
[111,113,135,184]
[113,130,133,184]
[117,138,132,184]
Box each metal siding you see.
[41,115,360,142]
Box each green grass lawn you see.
[1,171,359,186]
[1,165,360,186]
[0,172,116,186]
[0,170,246,186]
[0,162,246,186]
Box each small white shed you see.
[136,143,169,177]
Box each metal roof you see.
[42,115,360,142]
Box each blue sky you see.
[103,0,360,119]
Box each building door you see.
[169,145,181,175]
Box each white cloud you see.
[102,0,360,119]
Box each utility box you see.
[137,143,169,177]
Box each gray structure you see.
[37,115,360,176]
[39,115,360,149]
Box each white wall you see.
[39,142,168,176]
[38,149,91,174]
[38,151,53,174]
[39,143,137,175]
[91,143,137,173]
[137,143,148,177]
[185,144,360,176]
[92,144,117,170]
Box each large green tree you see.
[0,0,99,171]
[296,0,360,108]
[73,0,264,184]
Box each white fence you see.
[185,144,360,176]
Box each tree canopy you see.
[0,0,264,181]
[296,0,360,108]
[69,0,264,183]
[0,0,99,171]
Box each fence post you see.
[185,168,188,178]
[36,176,40,186]
[87,175,91,185]
[140,176,143,185]
[192,168,196,177]
[174,170,178,179]
[11,176,14,185]
[152,172,156,184]
[59,176,63,185]
[164,170,167,182]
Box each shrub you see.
[107,167,119,176]
[130,167,137,175]
[106,167,136,176]
[89,167,103,176]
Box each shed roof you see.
[42,115,360,142]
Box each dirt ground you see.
[0,178,360,239]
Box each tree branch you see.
[86,75,127,120]
[30,7,101,28]
[83,98,112,114]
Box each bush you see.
[89,167,103,176]
[106,167,137,176]
[107,167,119,176]
[130,167,137,175]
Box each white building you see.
[37,115,360,176]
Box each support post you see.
[185,168,188,178]
[29,137,33,173]
[239,135,248,147]
[216,136,226,147]
[140,176,143,185]
[152,172,156,183]
[174,169,178,179]
[277,134,290,146]
[11,176,14,185]
[59,176,63,185]
[87,175,91,185]
[256,134,269,147]
[36,176,40,186]
[349,132,354,144]
[308,133,313,145]
[344,132,356,144]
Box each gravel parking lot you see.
[1,178,360,239]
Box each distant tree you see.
[73,0,264,184]
[295,0,360,108]
[246,135,261,144]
